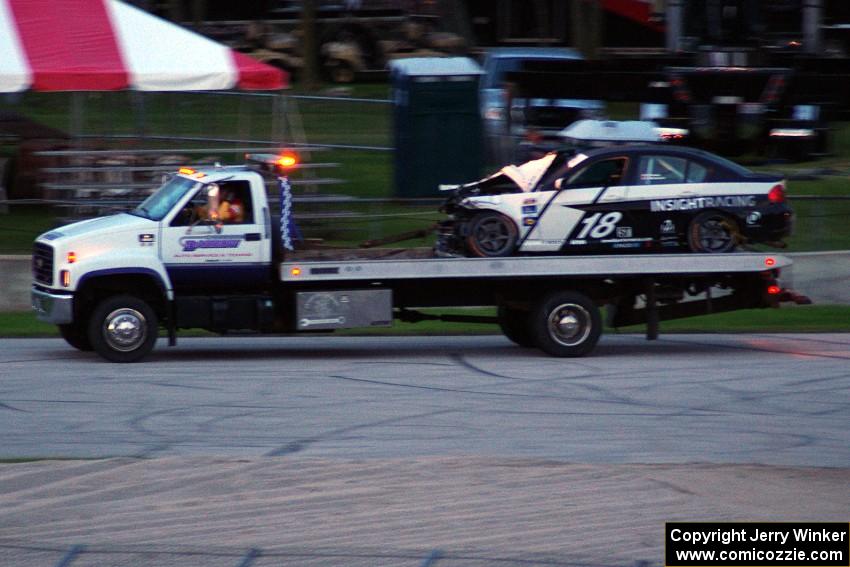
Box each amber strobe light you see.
[277,153,298,169]
[290,266,302,276]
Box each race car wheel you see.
[58,321,93,351]
[465,212,518,257]
[688,212,738,253]
[88,295,158,363]
[531,291,601,357]
[497,306,534,347]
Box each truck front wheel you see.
[59,321,93,351]
[88,295,158,363]
[531,291,601,357]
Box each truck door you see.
[160,179,270,291]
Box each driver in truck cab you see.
[217,189,245,224]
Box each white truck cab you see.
[32,164,276,361]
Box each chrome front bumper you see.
[31,287,73,325]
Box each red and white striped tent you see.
[0,0,286,92]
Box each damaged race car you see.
[436,146,793,257]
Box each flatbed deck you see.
[280,252,791,283]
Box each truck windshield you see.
[130,176,199,221]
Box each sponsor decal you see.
[601,237,652,244]
[522,198,537,205]
[522,216,537,226]
[612,242,641,249]
[746,211,762,225]
[650,195,756,212]
[616,226,633,238]
[660,219,675,233]
[179,235,243,252]
[300,316,346,327]
[521,204,538,214]
[569,239,588,245]
[139,233,155,246]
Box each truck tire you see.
[58,322,92,351]
[530,291,601,357]
[465,212,518,257]
[497,306,534,347]
[88,295,158,363]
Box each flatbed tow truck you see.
[31,154,806,362]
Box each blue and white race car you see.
[436,146,793,257]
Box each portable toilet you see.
[390,57,484,197]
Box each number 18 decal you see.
[575,212,623,239]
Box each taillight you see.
[768,184,785,204]
[767,285,781,295]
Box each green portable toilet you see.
[391,57,484,197]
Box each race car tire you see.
[58,321,93,351]
[687,211,738,253]
[530,291,601,357]
[465,212,518,257]
[88,295,158,363]
[497,306,535,347]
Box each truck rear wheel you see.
[497,306,534,347]
[530,291,601,357]
[88,295,158,363]
[58,321,92,351]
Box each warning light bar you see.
[246,152,300,174]
[178,167,195,175]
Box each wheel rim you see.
[697,217,734,252]
[547,303,591,347]
[103,308,147,352]
[474,217,512,254]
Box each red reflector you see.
[768,184,785,203]
[765,257,776,267]
[767,285,781,295]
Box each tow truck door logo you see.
[661,219,675,233]
[179,235,243,252]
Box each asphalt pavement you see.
[1,334,848,466]
[0,334,848,566]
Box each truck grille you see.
[32,243,54,286]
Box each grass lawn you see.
[3,304,850,339]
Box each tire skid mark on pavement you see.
[264,408,458,457]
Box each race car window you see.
[637,156,688,185]
[565,157,627,188]
[686,162,709,183]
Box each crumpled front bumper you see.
[31,287,73,325]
